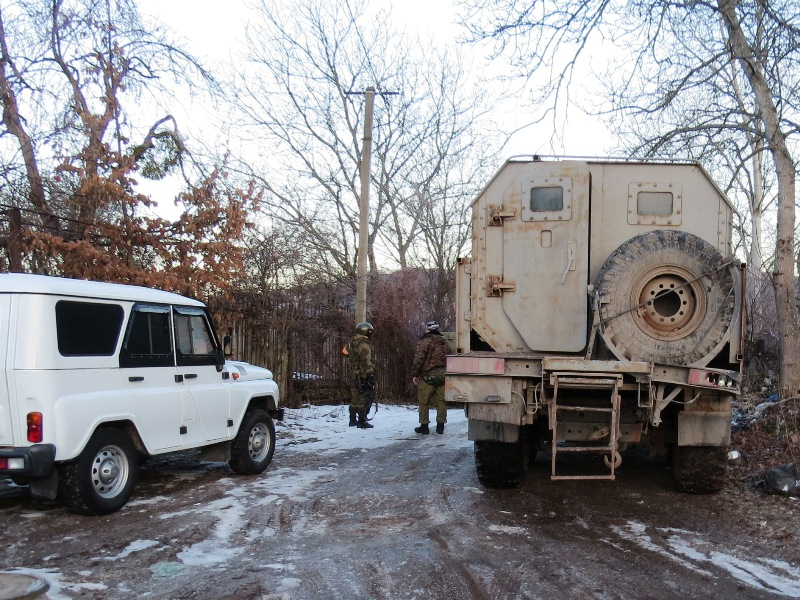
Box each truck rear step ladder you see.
[547,373,622,481]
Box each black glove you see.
[363,374,376,389]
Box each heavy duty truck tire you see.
[58,427,139,515]
[474,440,527,488]
[594,230,739,366]
[672,445,728,493]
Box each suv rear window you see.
[56,300,124,356]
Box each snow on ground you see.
[610,521,800,596]
[276,403,470,455]
[4,406,800,598]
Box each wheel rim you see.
[92,444,129,499]
[630,265,705,341]
[248,422,269,462]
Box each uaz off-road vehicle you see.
[0,274,282,514]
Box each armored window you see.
[530,186,563,212]
[56,300,124,356]
[120,304,173,368]
[174,306,217,367]
[637,191,673,216]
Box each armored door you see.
[498,161,590,351]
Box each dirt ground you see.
[1,405,799,600]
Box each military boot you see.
[357,410,374,429]
[349,409,358,427]
[436,423,444,434]
[414,423,429,434]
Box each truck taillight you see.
[688,369,736,388]
[27,412,43,443]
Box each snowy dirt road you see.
[1,405,799,599]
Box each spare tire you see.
[594,230,739,366]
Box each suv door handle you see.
[128,376,144,382]
[184,373,198,379]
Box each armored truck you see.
[446,157,744,492]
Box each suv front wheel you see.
[229,408,275,475]
[58,427,139,515]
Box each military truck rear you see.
[446,157,744,491]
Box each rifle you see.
[360,376,378,421]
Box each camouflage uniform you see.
[344,333,376,427]
[411,329,450,429]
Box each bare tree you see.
[234,0,500,288]
[459,0,800,398]
[0,0,256,298]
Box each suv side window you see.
[56,300,124,356]
[120,304,173,368]
[174,307,217,367]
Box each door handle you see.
[128,376,144,382]
[185,373,198,379]
[561,243,576,284]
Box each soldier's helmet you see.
[425,320,440,331]
[355,322,374,337]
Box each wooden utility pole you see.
[347,86,397,325]
[355,87,375,325]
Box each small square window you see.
[531,187,563,212]
[637,191,674,216]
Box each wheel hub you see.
[249,426,267,459]
[631,266,705,340]
[97,457,120,485]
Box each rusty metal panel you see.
[543,358,651,375]
[455,258,472,352]
[467,396,525,426]
[678,411,731,446]
[445,374,512,404]
[447,355,505,374]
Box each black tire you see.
[58,428,139,515]
[229,409,275,475]
[474,440,528,488]
[673,445,728,493]
[595,230,739,366]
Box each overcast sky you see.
[135,0,612,161]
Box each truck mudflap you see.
[468,419,520,443]
[0,443,56,478]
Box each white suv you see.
[0,274,282,515]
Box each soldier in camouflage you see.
[411,320,450,434]
[343,322,376,429]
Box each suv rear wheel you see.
[58,428,139,515]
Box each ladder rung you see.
[551,376,620,388]
[551,474,616,481]
[556,445,614,453]
[555,406,613,413]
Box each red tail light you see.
[27,412,43,443]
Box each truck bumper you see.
[0,444,56,478]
